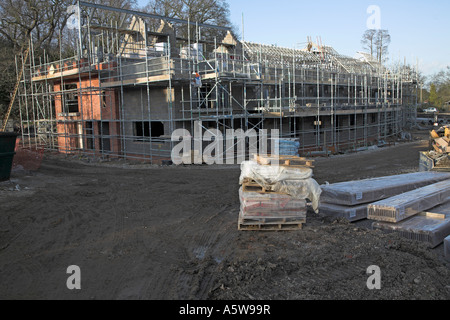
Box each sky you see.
[225,0,449,78]
[136,0,449,78]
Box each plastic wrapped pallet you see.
[239,160,313,183]
[372,212,450,248]
[239,187,307,219]
[319,202,368,222]
[320,172,450,206]
[239,160,321,212]
[367,179,450,223]
[279,139,300,156]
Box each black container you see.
[0,132,19,181]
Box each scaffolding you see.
[16,1,419,163]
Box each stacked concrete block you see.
[238,158,320,231]
[238,187,307,231]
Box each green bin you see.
[0,132,19,182]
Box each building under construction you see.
[15,1,419,163]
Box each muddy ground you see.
[0,130,449,300]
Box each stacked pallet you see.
[238,154,321,231]
[319,172,450,222]
[278,139,301,157]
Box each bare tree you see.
[142,0,237,41]
[361,29,391,63]
[0,0,72,52]
[87,0,138,27]
[375,29,390,64]
[361,29,376,57]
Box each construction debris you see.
[430,125,450,154]
[419,125,450,172]
[238,155,320,231]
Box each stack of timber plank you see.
[367,180,450,223]
[445,235,450,261]
[238,154,318,231]
[319,172,450,222]
[372,198,450,249]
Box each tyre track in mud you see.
[4,138,449,300]
[0,191,60,299]
[171,204,239,299]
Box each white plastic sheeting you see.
[239,187,307,219]
[368,179,450,223]
[372,212,450,248]
[239,160,322,212]
[318,202,368,222]
[445,235,450,261]
[320,172,450,206]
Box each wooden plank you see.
[242,181,283,194]
[253,154,314,168]
[435,137,449,148]
[240,216,306,225]
[431,130,440,139]
[432,143,443,153]
[419,212,446,219]
[238,216,305,231]
[238,223,303,231]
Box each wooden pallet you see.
[254,154,314,168]
[238,216,306,231]
[241,179,285,195]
